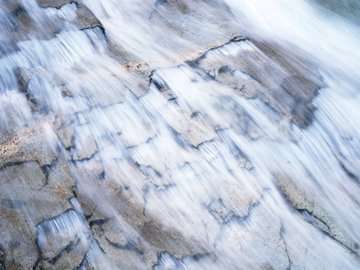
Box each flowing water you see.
[0,0,359,269]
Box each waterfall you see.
[0,0,359,269]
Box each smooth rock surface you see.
[0,0,360,269]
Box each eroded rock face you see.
[195,38,323,128]
[1,0,360,269]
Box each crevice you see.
[71,149,98,163]
[39,155,60,189]
[207,189,269,225]
[125,135,158,151]
[339,160,359,184]
[193,36,248,64]
[134,162,163,179]
[0,244,7,270]
[32,256,41,270]
[279,224,293,270]
[33,228,44,270]
[278,185,360,258]
[194,138,216,150]
[80,25,105,35]
[74,248,89,270]
[89,218,110,228]
[47,236,81,265]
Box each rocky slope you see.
[0,0,360,269]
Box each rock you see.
[162,107,216,147]
[36,210,90,269]
[73,3,103,31]
[274,173,359,256]
[0,0,359,269]
[91,218,148,269]
[196,38,324,128]
[36,0,72,8]
[0,125,58,167]
[72,125,98,161]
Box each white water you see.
[0,0,359,269]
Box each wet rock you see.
[218,194,291,269]
[56,125,74,149]
[73,3,103,31]
[0,0,359,269]
[37,1,103,31]
[0,161,73,224]
[76,166,209,260]
[162,107,216,147]
[0,1,64,44]
[1,199,25,210]
[0,207,38,269]
[91,218,148,269]
[15,68,52,112]
[72,125,98,161]
[275,173,359,256]
[36,0,72,8]
[0,125,58,168]
[36,210,90,269]
[196,38,324,128]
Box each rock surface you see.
[0,0,360,269]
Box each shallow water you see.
[0,0,359,269]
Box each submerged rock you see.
[0,0,360,269]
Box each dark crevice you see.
[339,160,359,183]
[300,209,332,233]
[0,244,6,270]
[89,218,110,228]
[194,138,216,150]
[32,256,41,270]
[279,224,293,270]
[71,149,99,163]
[74,248,89,270]
[39,156,60,189]
[125,135,158,151]
[0,160,35,172]
[134,162,163,179]
[33,228,44,270]
[81,25,105,35]
[154,0,168,8]
[47,237,81,265]
[149,71,169,91]
[278,186,360,258]
[193,36,248,64]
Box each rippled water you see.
[0,0,359,269]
